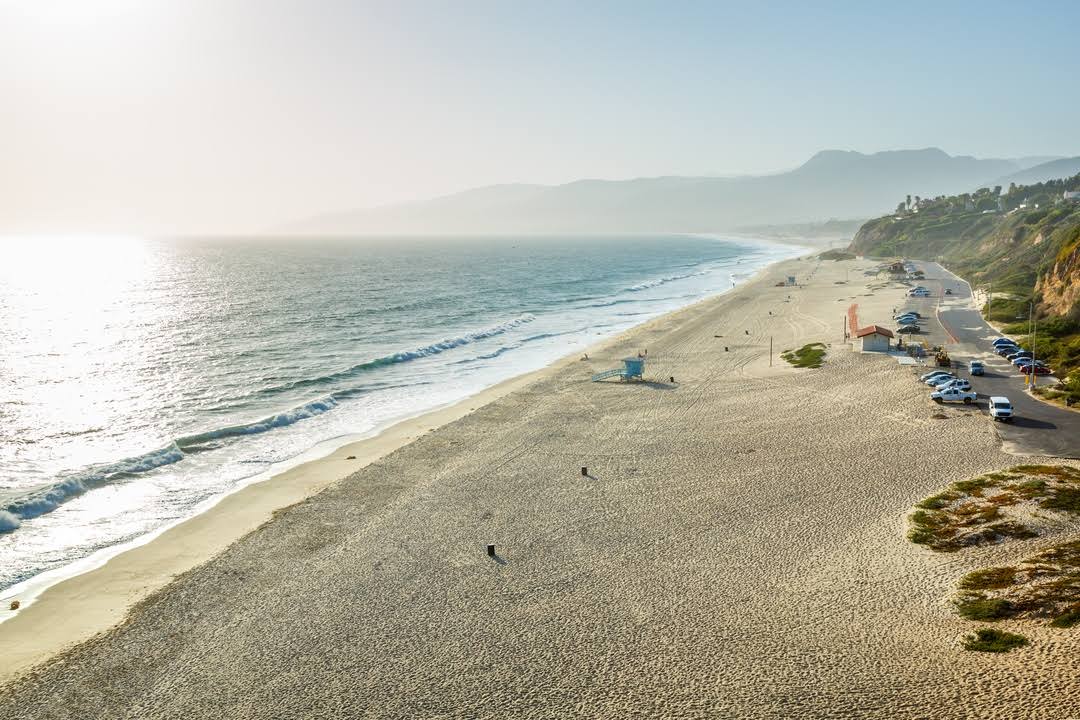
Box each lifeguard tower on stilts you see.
[591,357,646,382]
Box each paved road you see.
[895,262,1080,458]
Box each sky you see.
[1,0,1079,235]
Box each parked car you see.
[908,288,930,297]
[920,370,952,382]
[895,314,919,323]
[897,318,919,327]
[1014,358,1046,368]
[939,378,972,391]
[926,374,959,387]
[944,288,953,295]
[969,360,985,376]
[931,387,977,404]
[996,345,1020,357]
[992,338,1015,347]
[1020,364,1053,375]
[897,325,920,334]
[1008,351,1034,363]
[898,311,923,319]
[988,396,1013,422]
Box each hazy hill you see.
[1011,155,1066,170]
[282,148,1027,235]
[993,157,1080,189]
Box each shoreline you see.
[0,367,552,680]
[0,241,808,682]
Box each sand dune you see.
[3,255,1079,719]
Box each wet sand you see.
[3,254,1079,719]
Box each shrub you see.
[955,595,1014,621]
[1041,487,1080,513]
[780,343,827,369]
[962,628,1028,653]
[1051,606,1080,628]
[959,567,1017,591]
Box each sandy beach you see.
[3,253,1080,719]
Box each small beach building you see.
[856,325,893,353]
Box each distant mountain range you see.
[282,148,1077,235]
[992,156,1080,189]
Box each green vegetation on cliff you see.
[849,175,1080,396]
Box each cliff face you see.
[1036,227,1080,319]
[849,207,1058,295]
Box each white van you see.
[988,396,1013,422]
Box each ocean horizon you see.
[0,234,802,600]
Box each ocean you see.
[0,234,800,599]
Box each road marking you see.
[934,291,959,343]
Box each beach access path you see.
[3,254,1079,719]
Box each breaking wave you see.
[1,445,185,529]
[253,314,537,397]
[0,395,342,530]
[0,316,543,532]
[626,267,712,292]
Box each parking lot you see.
[897,262,1080,458]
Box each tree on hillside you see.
[896,201,906,214]
[906,194,912,210]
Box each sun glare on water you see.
[0,236,164,472]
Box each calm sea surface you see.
[0,235,800,595]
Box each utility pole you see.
[770,336,773,367]
[1032,315,1038,390]
[987,281,993,321]
[1028,300,1033,342]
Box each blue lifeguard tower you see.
[591,357,646,382]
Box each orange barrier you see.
[847,303,860,337]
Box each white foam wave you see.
[387,313,536,361]
[1,444,185,531]
[178,398,338,448]
[0,511,21,532]
[627,268,712,292]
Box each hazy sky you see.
[2,0,1078,234]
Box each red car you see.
[1020,364,1052,375]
